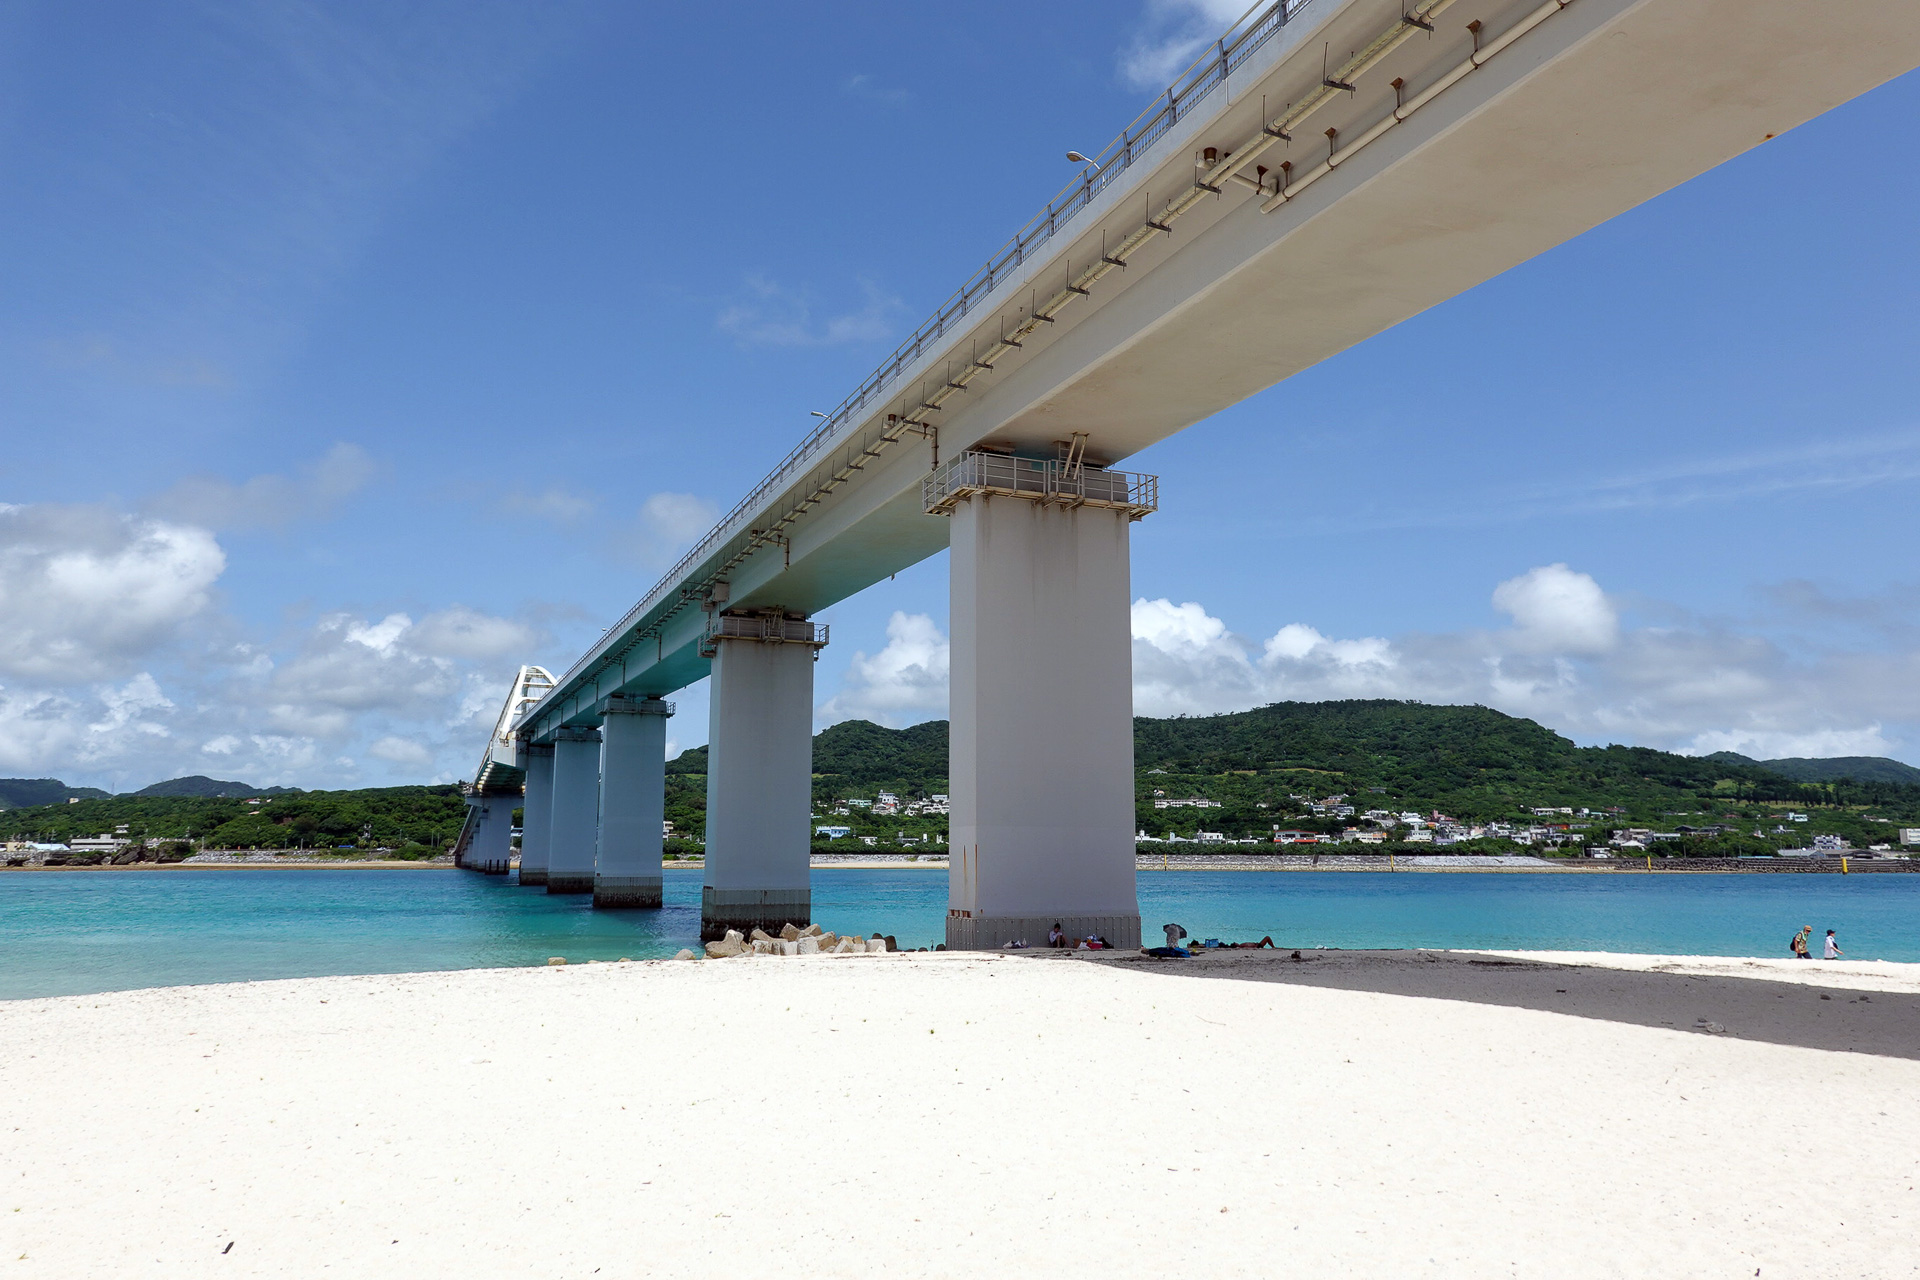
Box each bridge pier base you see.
[945,490,1142,951]
[700,619,821,940]
[546,727,602,894]
[594,696,671,908]
[516,742,553,887]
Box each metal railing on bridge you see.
[699,613,830,658]
[921,451,1159,519]
[542,0,1310,704]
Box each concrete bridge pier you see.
[593,695,672,908]
[516,742,554,887]
[546,726,602,894]
[941,455,1149,950]
[465,790,518,875]
[700,613,826,940]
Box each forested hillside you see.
[660,701,1920,848]
[0,778,110,809]
[1707,753,1920,786]
[0,786,466,854]
[8,702,1919,856]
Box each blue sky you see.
[3,0,1918,790]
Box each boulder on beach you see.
[673,949,696,961]
[547,957,566,966]
[866,938,886,953]
[750,928,774,942]
[780,923,801,942]
[801,923,822,938]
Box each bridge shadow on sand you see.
[1056,949,1920,1061]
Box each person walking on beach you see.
[1824,929,1843,959]
[1791,925,1813,959]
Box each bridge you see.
[458,0,1920,943]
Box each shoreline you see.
[6,947,1915,1275]
[0,859,454,871]
[4,856,1912,874]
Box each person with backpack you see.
[1791,925,1813,959]
[1824,929,1843,959]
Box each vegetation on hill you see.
[0,786,466,854]
[1706,753,1920,787]
[0,778,110,809]
[8,703,1919,857]
[660,701,1920,851]
[128,775,298,799]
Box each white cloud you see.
[0,504,225,682]
[1491,563,1618,655]
[1128,567,1920,760]
[842,73,910,104]
[145,443,376,531]
[0,495,545,787]
[817,612,951,727]
[346,613,412,653]
[717,276,904,347]
[407,606,542,662]
[1288,428,1920,540]
[808,566,1920,765]
[1119,0,1250,90]
[503,486,596,525]
[617,492,719,568]
[367,736,434,767]
[1684,726,1897,762]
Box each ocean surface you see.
[2,867,1916,1000]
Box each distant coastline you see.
[6,850,1915,874]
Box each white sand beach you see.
[4,949,1916,1278]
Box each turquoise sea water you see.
[2,867,1916,1000]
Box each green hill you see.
[1706,752,1920,786]
[0,785,465,852]
[10,703,1918,855]
[658,701,1920,846]
[0,778,111,810]
[129,775,298,799]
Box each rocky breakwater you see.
[704,922,896,959]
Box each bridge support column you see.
[945,488,1144,951]
[594,696,672,908]
[700,614,826,940]
[546,726,602,894]
[466,791,517,875]
[517,742,554,887]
